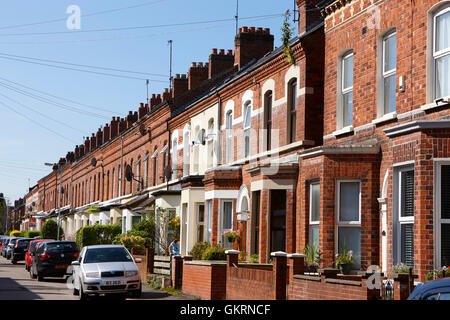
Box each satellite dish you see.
[91,157,97,167]
[164,166,172,181]
[125,164,133,182]
[139,123,147,136]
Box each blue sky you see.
[0,0,294,202]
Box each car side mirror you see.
[135,258,142,263]
[71,261,80,266]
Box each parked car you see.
[71,245,142,300]
[408,278,450,300]
[0,237,11,257]
[11,238,33,264]
[30,241,79,281]
[25,239,53,271]
[5,238,22,260]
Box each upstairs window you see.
[287,80,297,144]
[383,31,397,114]
[243,101,251,158]
[264,91,273,151]
[225,110,233,163]
[434,7,450,99]
[341,52,354,127]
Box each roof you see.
[171,22,324,119]
[83,244,125,249]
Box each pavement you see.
[0,255,190,300]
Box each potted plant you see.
[223,230,239,243]
[335,244,354,275]
[303,244,322,273]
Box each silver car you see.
[71,245,142,300]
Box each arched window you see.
[434,6,450,99]
[106,171,110,200]
[172,139,178,180]
[193,126,200,173]
[207,118,214,168]
[264,91,273,151]
[112,168,116,198]
[243,101,251,157]
[144,152,149,188]
[93,176,96,202]
[225,110,233,163]
[287,79,297,143]
[137,157,141,191]
[130,159,134,193]
[183,126,190,177]
[152,147,158,186]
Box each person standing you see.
[169,239,180,256]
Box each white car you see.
[71,245,142,300]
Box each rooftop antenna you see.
[235,0,239,35]
[146,79,149,104]
[168,40,173,92]
[293,0,299,23]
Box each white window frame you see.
[225,110,233,163]
[144,154,149,188]
[219,199,234,247]
[434,160,450,268]
[309,182,320,246]
[393,164,415,266]
[205,199,212,243]
[243,101,252,158]
[433,6,450,100]
[341,52,354,128]
[382,31,397,115]
[335,180,361,267]
[196,203,205,243]
[172,139,177,180]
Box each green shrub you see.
[75,223,122,249]
[249,254,259,263]
[10,230,23,237]
[189,242,210,260]
[201,246,226,261]
[41,220,63,240]
[128,217,155,248]
[239,251,247,262]
[119,235,146,253]
[24,231,41,238]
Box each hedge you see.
[76,223,122,249]
[9,230,23,237]
[41,220,64,240]
[201,246,227,261]
[24,231,41,238]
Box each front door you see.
[270,190,286,253]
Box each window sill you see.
[372,112,397,125]
[332,126,354,137]
[421,97,450,111]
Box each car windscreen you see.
[18,240,32,248]
[46,242,78,252]
[83,247,133,264]
[9,239,17,245]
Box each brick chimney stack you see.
[90,133,97,151]
[234,26,274,69]
[296,0,323,35]
[172,74,188,98]
[102,123,110,144]
[188,62,209,90]
[119,118,127,133]
[74,145,80,159]
[208,48,234,79]
[84,137,90,153]
[150,94,162,109]
[138,102,147,120]
[162,88,170,102]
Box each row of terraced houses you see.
[12,0,450,288]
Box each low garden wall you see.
[226,263,275,300]
[181,260,227,300]
[131,247,154,283]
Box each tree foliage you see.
[41,219,63,240]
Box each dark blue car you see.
[408,278,450,300]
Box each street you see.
[0,255,188,300]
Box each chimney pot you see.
[257,27,263,32]
[212,48,218,54]
[242,26,248,32]
[227,49,233,55]
[191,62,197,67]
[249,27,256,32]
[264,28,270,34]
[198,62,203,67]
[219,49,225,55]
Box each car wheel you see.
[131,282,142,298]
[37,273,44,281]
[73,278,79,296]
[11,259,16,264]
[79,283,88,301]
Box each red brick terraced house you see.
[298,0,450,282]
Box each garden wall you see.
[181,261,227,300]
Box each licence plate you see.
[104,281,121,285]
[55,265,68,269]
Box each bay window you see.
[435,163,450,268]
[336,181,361,269]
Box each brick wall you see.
[226,265,275,300]
[181,261,227,300]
